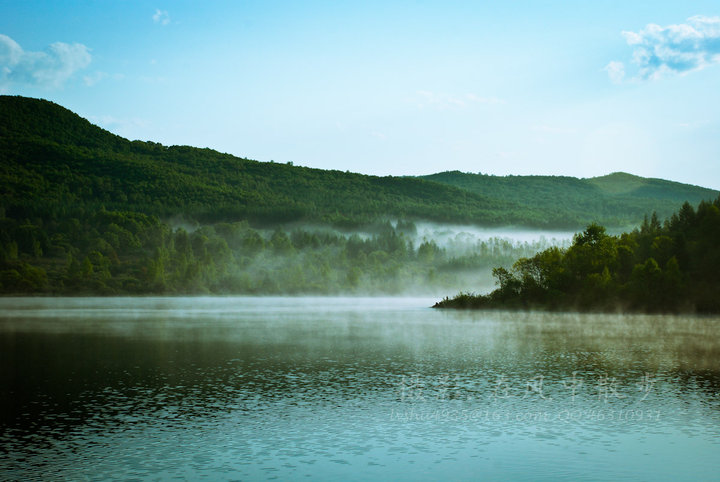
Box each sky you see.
[2,1,720,189]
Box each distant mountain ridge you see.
[1,95,717,230]
[419,170,718,229]
[587,171,712,201]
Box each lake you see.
[1,297,718,480]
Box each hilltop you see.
[419,171,718,229]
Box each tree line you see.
[435,197,720,313]
[0,211,556,295]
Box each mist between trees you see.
[436,198,720,313]
[0,213,568,296]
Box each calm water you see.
[1,297,718,480]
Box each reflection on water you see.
[0,297,718,480]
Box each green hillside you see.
[587,171,715,202]
[0,95,556,295]
[420,171,718,229]
[2,95,719,296]
[4,96,714,231]
[1,95,539,228]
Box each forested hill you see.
[2,95,719,296]
[2,95,544,228]
[4,96,717,231]
[420,171,719,229]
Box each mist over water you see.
[1,297,718,480]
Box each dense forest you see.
[421,170,718,229]
[0,210,560,294]
[1,96,542,229]
[1,95,718,297]
[435,198,720,313]
[3,96,716,231]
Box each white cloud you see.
[83,71,124,87]
[603,60,626,84]
[0,34,91,90]
[153,9,171,26]
[83,71,108,87]
[609,15,720,81]
[0,34,22,65]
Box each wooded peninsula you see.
[435,198,720,313]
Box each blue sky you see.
[2,1,720,189]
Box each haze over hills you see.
[2,95,717,231]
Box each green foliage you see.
[436,197,720,313]
[2,95,719,302]
[421,171,718,229]
[0,96,539,228]
[0,207,558,295]
[4,96,716,233]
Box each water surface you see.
[1,297,718,480]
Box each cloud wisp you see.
[153,9,171,26]
[607,15,720,82]
[83,71,124,87]
[0,34,91,90]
